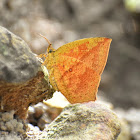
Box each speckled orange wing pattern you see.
[42,37,112,104]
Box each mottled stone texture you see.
[0,26,55,119]
[43,102,121,140]
[0,26,39,83]
[0,111,26,140]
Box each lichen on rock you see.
[41,102,121,140]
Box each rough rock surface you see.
[0,26,40,83]
[41,102,121,140]
[0,26,55,119]
[0,111,26,140]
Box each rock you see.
[0,26,55,119]
[117,119,131,140]
[0,134,22,140]
[41,102,121,140]
[0,26,39,83]
[0,111,26,140]
[27,92,69,131]
[27,102,62,131]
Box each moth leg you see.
[36,54,47,64]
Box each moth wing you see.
[47,37,111,103]
[52,56,100,103]
[55,37,111,75]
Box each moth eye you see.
[49,49,54,53]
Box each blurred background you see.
[0,0,140,138]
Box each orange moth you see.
[39,35,112,104]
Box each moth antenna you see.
[38,33,52,46]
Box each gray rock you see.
[0,111,25,140]
[0,26,55,119]
[0,26,40,83]
[42,102,121,140]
